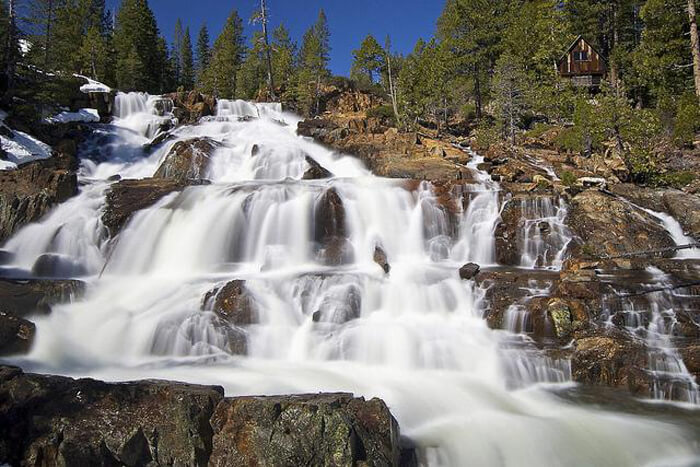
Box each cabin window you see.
[573,51,589,62]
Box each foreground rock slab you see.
[0,366,411,466]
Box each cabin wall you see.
[558,39,605,77]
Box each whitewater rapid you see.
[2,93,699,466]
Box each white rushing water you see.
[603,268,700,404]
[1,93,699,466]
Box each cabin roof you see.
[557,35,607,65]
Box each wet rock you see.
[209,393,402,467]
[31,253,88,278]
[154,138,219,182]
[374,245,391,274]
[0,278,85,317]
[297,274,362,324]
[459,263,480,280]
[0,366,410,467]
[202,280,257,326]
[314,188,353,265]
[570,334,650,396]
[102,178,186,237]
[165,91,216,124]
[0,155,78,244]
[0,365,223,467]
[201,280,258,356]
[302,155,333,180]
[0,249,14,265]
[567,190,675,258]
[251,144,261,156]
[0,313,35,356]
[660,191,700,237]
[546,299,573,338]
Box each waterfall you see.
[603,268,699,404]
[518,196,572,270]
[1,98,698,466]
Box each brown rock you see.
[0,313,35,356]
[154,138,219,182]
[210,393,402,467]
[0,156,78,244]
[102,178,186,237]
[570,334,650,396]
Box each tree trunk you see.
[688,0,700,99]
[474,65,482,120]
[261,0,275,99]
[385,50,400,127]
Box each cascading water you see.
[1,95,699,466]
[507,195,572,270]
[603,268,700,404]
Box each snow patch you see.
[1,128,53,170]
[46,108,100,124]
[74,74,111,94]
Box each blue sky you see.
[105,0,444,76]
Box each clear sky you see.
[105,0,444,76]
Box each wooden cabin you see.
[557,36,606,88]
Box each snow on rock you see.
[46,108,100,124]
[0,127,53,171]
[74,74,111,94]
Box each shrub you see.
[366,105,396,125]
[651,170,696,189]
[672,93,700,148]
[560,170,577,187]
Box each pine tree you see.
[181,27,194,90]
[195,24,210,85]
[350,34,384,86]
[113,0,166,92]
[25,0,61,71]
[271,24,296,96]
[199,9,245,98]
[295,9,331,115]
[238,31,266,99]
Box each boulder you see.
[209,393,402,467]
[0,249,14,265]
[0,155,78,244]
[154,138,219,182]
[102,178,186,237]
[0,313,35,356]
[374,245,391,274]
[314,188,353,265]
[0,279,85,317]
[459,263,480,280]
[31,253,87,278]
[302,155,333,180]
[0,366,223,466]
[0,366,412,467]
[567,190,675,258]
[202,280,257,326]
[570,334,650,396]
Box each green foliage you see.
[114,0,167,92]
[473,120,500,149]
[351,34,384,86]
[560,170,577,187]
[180,28,194,89]
[196,25,211,85]
[366,105,396,125]
[672,93,700,148]
[294,9,331,115]
[271,24,296,97]
[199,9,245,98]
[651,171,696,189]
